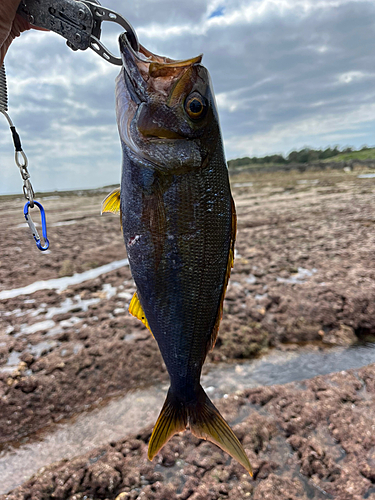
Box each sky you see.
[1,0,375,194]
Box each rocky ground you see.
[1,168,375,498]
[4,364,375,500]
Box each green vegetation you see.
[323,147,375,162]
[228,145,375,170]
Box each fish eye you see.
[185,93,206,120]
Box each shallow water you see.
[0,259,129,300]
[0,282,123,345]
[0,387,165,492]
[232,182,254,187]
[50,220,78,227]
[296,179,319,184]
[15,220,78,229]
[1,342,375,494]
[358,173,375,178]
[203,343,375,396]
[277,267,317,285]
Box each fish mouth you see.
[119,33,148,103]
[119,33,202,104]
[119,33,204,142]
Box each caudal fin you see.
[148,386,252,476]
[148,389,187,461]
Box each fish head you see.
[116,33,222,172]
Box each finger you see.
[31,26,49,32]
[0,0,21,48]
[0,13,31,65]
[0,0,21,28]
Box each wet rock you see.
[0,346,8,364]
[211,319,269,360]
[115,493,131,500]
[81,458,122,495]
[5,363,375,499]
[321,324,357,346]
[58,259,75,277]
[3,173,375,446]
[0,331,165,444]
[19,352,34,366]
[15,376,38,394]
[253,474,309,500]
[138,481,177,499]
[297,436,341,480]
[3,172,375,497]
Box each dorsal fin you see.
[207,196,237,353]
[129,293,154,339]
[101,188,121,214]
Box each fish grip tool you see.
[17,0,139,65]
[0,63,49,251]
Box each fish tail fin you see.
[148,388,187,461]
[189,386,253,476]
[148,386,253,476]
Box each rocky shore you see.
[4,363,375,499]
[1,168,375,497]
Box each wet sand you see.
[1,168,375,498]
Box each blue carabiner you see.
[23,201,50,251]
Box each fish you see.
[102,32,252,475]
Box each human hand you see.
[0,0,32,65]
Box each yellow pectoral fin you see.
[129,293,154,339]
[101,188,121,214]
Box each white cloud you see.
[2,0,375,194]
[226,101,375,157]
[216,77,274,112]
[136,0,372,40]
[337,71,367,84]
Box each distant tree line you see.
[228,146,370,169]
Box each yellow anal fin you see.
[129,293,154,338]
[189,386,253,476]
[148,389,187,461]
[101,187,121,214]
[208,195,237,353]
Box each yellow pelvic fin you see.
[101,188,121,214]
[148,390,187,461]
[148,386,253,476]
[129,293,154,338]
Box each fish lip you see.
[119,33,148,102]
[119,33,204,100]
[119,32,138,64]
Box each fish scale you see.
[156,166,231,380]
